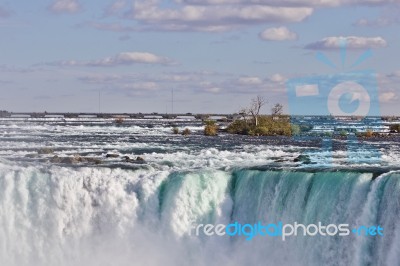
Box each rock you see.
[134,156,146,164]
[106,153,119,158]
[122,156,130,161]
[293,155,311,164]
[60,155,83,164]
[85,157,103,165]
[123,156,135,163]
[56,155,102,164]
[38,148,54,154]
[50,155,62,163]
[61,157,79,164]
[25,153,38,158]
[74,154,84,162]
[122,156,145,163]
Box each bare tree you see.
[248,95,267,126]
[238,107,249,123]
[271,103,283,116]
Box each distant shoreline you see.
[1,111,400,121]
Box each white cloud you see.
[177,0,398,6]
[78,71,228,95]
[122,82,158,91]
[269,73,286,83]
[129,0,313,32]
[96,0,398,33]
[295,84,319,97]
[77,70,288,96]
[379,92,398,102]
[305,36,387,50]
[82,22,138,32]
[376,72,400,106]
[321,0,398,4]
[238,76,263,85]
[204,87,222,93]
[228,74,289,94]
[49,0,81,14]
[355,5,400,27]
[259,26,297,41]
[47,52,175,67]
[354,18,393,27]
[104,0,127,16]
[94,52,172,66]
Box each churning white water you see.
[0,160,399,266]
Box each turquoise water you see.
[0,162,398,266]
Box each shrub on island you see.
[356,129,381,138]
[182,128,191,136]
[389,124,400,133]
[227,115,292,136]
[204,120,218,136]
[115,117,124,124]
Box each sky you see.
[0,0,399,115]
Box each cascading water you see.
[0,161,398,266]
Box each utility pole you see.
[171,89,174,114]
[98,90,101,113]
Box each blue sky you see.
[0,0,399,115]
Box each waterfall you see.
[0,161,398,266]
